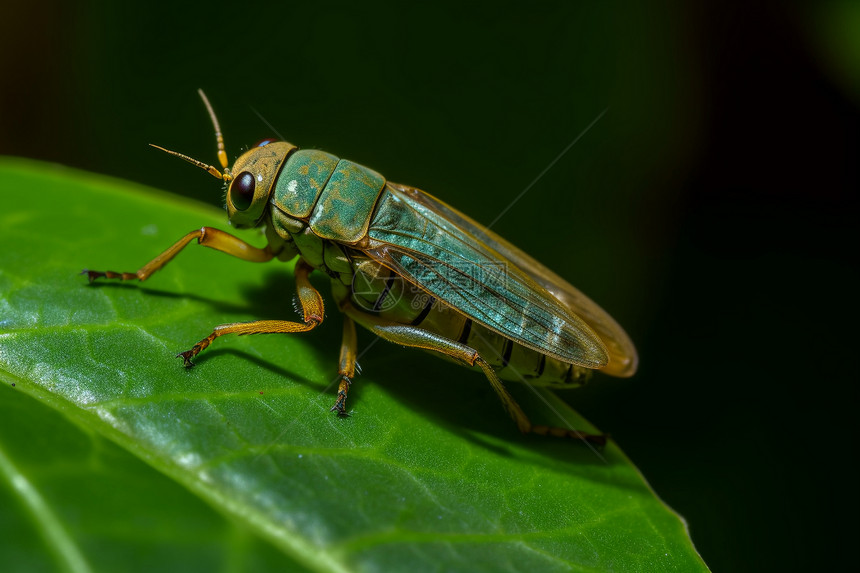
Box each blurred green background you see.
[1,1,857,571]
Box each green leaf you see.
[0,158,708,572]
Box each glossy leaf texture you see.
[0,158,709,572]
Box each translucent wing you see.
[379,183,639,377]
[364,182,622,370]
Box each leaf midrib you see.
[0,435,94,573]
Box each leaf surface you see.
[0,158,708,572]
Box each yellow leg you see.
[330,315,358,416]
[177,259,324,366]
[83,226,274,282]
[343,306,605,445]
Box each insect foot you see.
[176,350,197,368]
[81,269,138,282]
[176,332,218,368]
[330,375,352,417]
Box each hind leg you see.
[344,306,605,446]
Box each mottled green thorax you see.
[271,150,386,245]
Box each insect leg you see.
[330,315,357,416]
[343,308,605,445]
[83,227,274,282]
[177,259,323,366]
[364,321,533,429]
[478,356,606,446]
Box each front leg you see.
[178,258,324,366]
[83,226,275,282]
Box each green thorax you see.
[271,149,386,245]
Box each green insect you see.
[85,91,637,444]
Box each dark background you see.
[2,1,857,571]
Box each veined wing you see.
[382,183,639,377]
[363,182,611,369]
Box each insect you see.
[85,91,637,444]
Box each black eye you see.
[254,138,279,147]
[230,171,256,211]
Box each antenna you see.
[197,89,229,172]
[149,90,233,182]
[148,144,226,181]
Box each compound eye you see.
[254,138,279,148]
[230,171,256,210]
